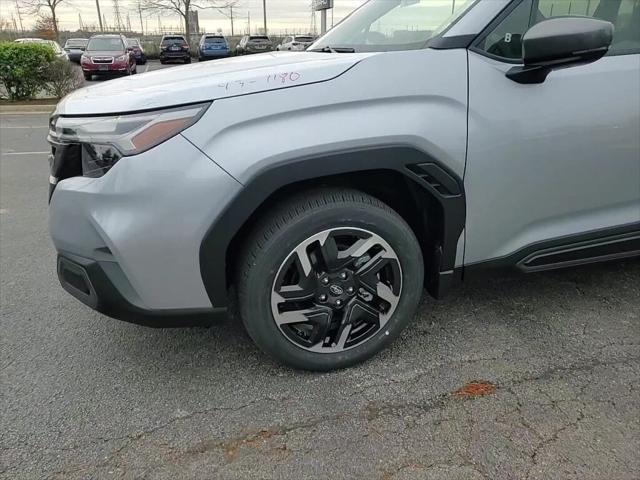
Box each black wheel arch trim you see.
[199,145,466,308]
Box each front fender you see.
[188,49,470,307]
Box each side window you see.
[477,0,533,61]
[478,0,640,61]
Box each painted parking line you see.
[0,125,49,129]
[0,111,53,116]
[1,151,50,156]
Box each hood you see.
[85,50,126,57]
[56,51,377,116]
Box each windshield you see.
[127,39,140,47]
[46,41,63,53]
[295,36,315,42]
[87,37,124,51]
[310,0,476,52]
[65,39,88,48]
[249,36,270,41]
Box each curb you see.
[0,104,56,114]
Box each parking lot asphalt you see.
[1,110,639,480]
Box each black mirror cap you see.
[507,17,613,84]
[523,16,614,66]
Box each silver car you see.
[48,0,640,371]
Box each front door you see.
[464,0,640,265]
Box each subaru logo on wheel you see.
[329,284,344,296]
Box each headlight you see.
[48,103,210,177]
[116,54,127,61]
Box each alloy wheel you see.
[271,227,402,353]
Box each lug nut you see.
[347,286,355,295]
[336,299,343,307]
[339,272,348,280]
[322,277,330,285]
[319,294,327,302]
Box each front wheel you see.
[237,189,424,371]
[185,57,191,64]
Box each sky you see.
[0,0,367,35]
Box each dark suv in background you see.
[160,35,191,64]
[236,35,274,55]
[63,38,88,63]
[81,34,136,80]
[126,38,147,64]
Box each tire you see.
[160,59,166,65]
[84,73,92,81]
[185,57,191,64]
[237,188,424,371]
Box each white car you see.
[15,38,69,61]
[276,35,316,51]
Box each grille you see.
[91,56,114,64]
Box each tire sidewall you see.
[241,203,423,371]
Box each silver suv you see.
[48,0,640,371]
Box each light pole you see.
[95,0,104,31]
[262,0,267,34]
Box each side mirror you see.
[507,17,613,84]
[126,46,134,52]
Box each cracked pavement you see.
[2,113,639,479]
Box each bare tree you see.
[140,0,236,43]
[18,0,66,41]
[33,14,57,39]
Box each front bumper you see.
[67,51,83,63]
[82,62,129,73]
[57,253,224,327]
[49,134,242,316]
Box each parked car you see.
[126,38,147,65]
[80,34,136,80]
[236,35,274,55]
[276,35,316,52]
[63,38,88,63]
[15,38,69,60]
[160,35,191,64]
[197,34,230,61]
[48,0,640,371]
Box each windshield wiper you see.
[309,46,356,53]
